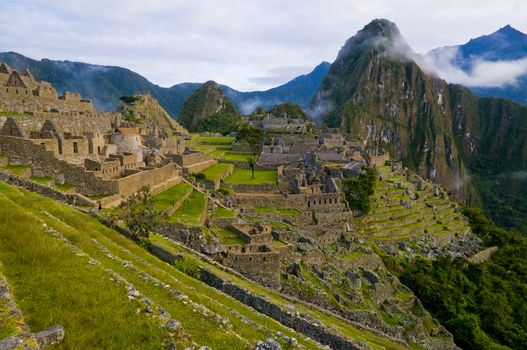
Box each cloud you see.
[248,65,313,88]
[0,0,527,90]
[238,98,265,115]
[425,47,527,88]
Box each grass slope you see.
[0,181,323,349]
[0,181,410,349]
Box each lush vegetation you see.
[113,186,166,239]
[237,124,264,156]
[385,208,527,350]
[179,81,241,134]
[267,103,308,120]
[119,95,141,104]
[224,168,277,185]
[342,167,376,213]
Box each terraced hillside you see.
[0,181,410,349]
[360,165,471,250]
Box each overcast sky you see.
[0,0,526,91]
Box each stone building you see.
[0,65,185,203]
[0,63,93,114]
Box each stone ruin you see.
[0,63,200,204]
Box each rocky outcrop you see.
[0,326,65,350]
[118,94,188,136]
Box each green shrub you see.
[342,167,376,213]
[172,256,201,279]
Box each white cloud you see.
[425,47,527,88]
[0,0,526,90]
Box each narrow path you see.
[179,176,230,210]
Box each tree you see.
[342,167,376,214]
[237,124,264,156]
[247,157,256,179]
[237,125,264,181]
[120,186,164,240]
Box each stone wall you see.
[0,136,118,196]
[0,112,111,134]
[226,183,278,193]
[0,171,95,207]
[0,136,181,198]
[116,163,181,197]
[172,152,213,167]
[184,159,217,175]
[221,251,281,289]
[304,226,343,245]
[258,153,303,165]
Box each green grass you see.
[0,111,33,117]
[254,206,301,215]
[0,187,170,349]
[200,163,234,181]
[152,182,192,212]
[271,239,288,248]
[1,164,29,175]
[224,168,277,185]
[169,190,207,225]
[214,228,246,246]
[55,183,75,192]
[0,181,416,350]
[213,206,236,218]
[30,176,53,186]
[218,152,254,162]
[191,136,235,145]
[0,181,324,349]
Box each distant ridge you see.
[0,51,330,116]
[427,24,527,105]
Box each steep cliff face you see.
[310,19,471,199]
[119,94,188,136]
[179,81,241,134]
[310,19,527,231]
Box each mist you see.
[425,47,527,88]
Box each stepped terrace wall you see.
[0,112,111,134]
[0,170,95,207]
[116,164,180,197]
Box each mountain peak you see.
[336,19,412,62]
[495,24,525,36]
[362,18,400,38]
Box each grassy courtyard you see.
[224,168,277,185]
